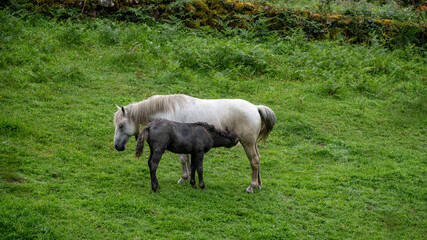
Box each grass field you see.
[0,6,426,239]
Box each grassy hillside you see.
[1,8,426,239]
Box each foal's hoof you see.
[152,184,159,192]
[177,178,186,184]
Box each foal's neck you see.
[211,133,227,147]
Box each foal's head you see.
[114,105,139,151]
[195,122,239,148]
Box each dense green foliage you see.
[1,7,426,239]
[20,0,427,47]
[273,0,426,21]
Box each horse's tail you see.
[257,105,277,142]
[135,128,148,158]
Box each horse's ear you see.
[115,104,120,110]
[121,106,126,117]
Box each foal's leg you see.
[198,159,206,190]
[148,150,164,192]
[242,143,261,193]
[190,153,197,189]
[191,152,206,190]
[177,154,191,184]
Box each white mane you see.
[114,94,188,125]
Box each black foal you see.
[135,118,239,192]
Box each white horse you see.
[113,94,277,193]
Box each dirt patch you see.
[5,177,27,183]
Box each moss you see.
[382,19,396,26]
[329,14,342,20]
[185,4,196,13]
[311,13,321,19]
[372,18,382,24]
[234,2,244,11]
[194,0,209,12]
[301,10,309,18]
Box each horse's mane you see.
[193,122,237,140]
[114,94,188,125]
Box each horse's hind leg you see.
[177,154,191,184]
[243,143,261,193]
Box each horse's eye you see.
[119,124,124,129]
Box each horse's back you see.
[178,97,261,143]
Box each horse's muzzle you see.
[114,144,125,151]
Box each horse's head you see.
[114,105,139,151]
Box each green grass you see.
[1,9,426,239]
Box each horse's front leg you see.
[177,154,191,184]
[148,151,163,192]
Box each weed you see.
[97,21,121,45]
[58,21,86,45]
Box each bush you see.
[29,0,426,48]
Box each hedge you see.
[30,0,427,47]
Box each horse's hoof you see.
[177,178,186,184]
[246,186,254,193]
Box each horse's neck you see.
[129,101,151,126]
[130,100,169,126]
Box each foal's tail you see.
[257,105,277,142]
[135,128,148,158]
